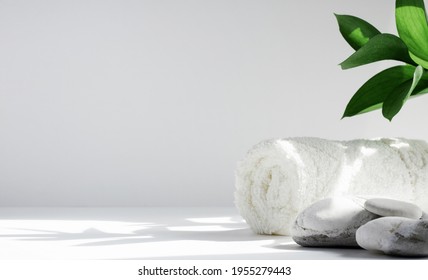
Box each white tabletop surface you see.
[0,207,408,260]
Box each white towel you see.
[235,137,428,235]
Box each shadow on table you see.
[266,242,410,260]
[1,209,422,260]
[0,212,285,247]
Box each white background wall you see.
[1,0,427,206]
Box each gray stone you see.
[421,211,428,220]
[356,217,428,257]
[292,197,378,247]
[364,198,422,219]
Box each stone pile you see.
[292,197,428,257]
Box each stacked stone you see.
[292,197,428,257]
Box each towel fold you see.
[235,137,428,235]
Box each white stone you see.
[364,198,422,219]
[421,211,428,220]
[356,217,428,257]
[292,197,378,247]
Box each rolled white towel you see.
[235,137,428,235]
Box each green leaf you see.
[396,0,428,61]
[410,88,428,101]
[340,33,415,69]
[412,81,428,96]
[342,65,416,118]
[335,14,381,50]
[382,65,424,120]
[406,68,428,96]
[409,51,428,69]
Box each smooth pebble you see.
[364,198,422,219]
[292,197,378,247]
[356,217,428,257]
